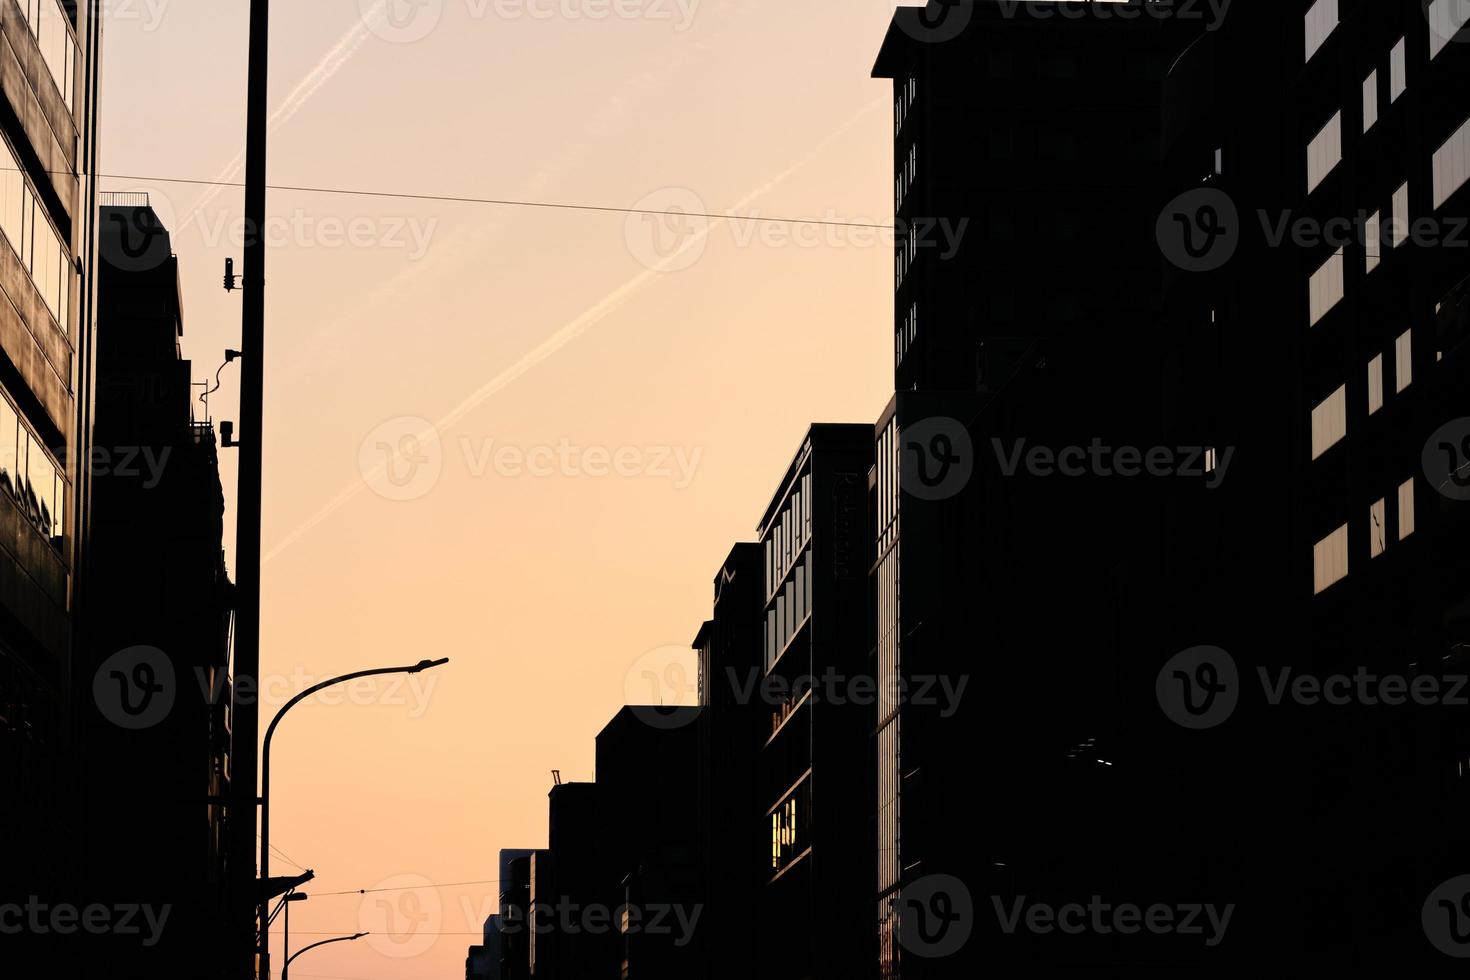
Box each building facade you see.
[0,1,102,971]
[756,424,873,980]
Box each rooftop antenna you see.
[551,770,562,786]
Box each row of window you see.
[21,0,78,111]
[895,142,917,212]
[769,776,810,874]
[894,224,918,292]
[1312,479,1415,593]
[0,136,71,331]
[895,301,917,367]
[1307,178,1416,326]
[764,470,812,599]
[764,551,812,672]
[1308,36,1409,191]
[1309,331,1412,459]
[893,76,916,138]
[0,386,65,546]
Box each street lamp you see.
[258,657,449,978]
[281,891,308,979]
[284,931,368,978]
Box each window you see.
[0,135,69,331]
[1396,328,1413,392]
[1304,0,1338,61]
[1311,385,1348,459]
[22,1,77,111]
[1430,0,1470,59]
[1365,210,1381,272]
[1313,524,1349,594]
[1309,248,1345,326]
[1399,478,1416,539]
[1370,499,1387,558]
[1390,38,1406,102]
[1392,182,1410,248]
[1307,111,1342,192]
[0,384,64,545]
[1363,71,1378,133]
[1368,354,1384,414]
[1434,114,1470,209]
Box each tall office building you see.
[0,2,102,969]
[692,543,764,980]
[756,423,873,980]
[68,196,235,975]
[872,2,1199,972]
[1159,0,1470,960]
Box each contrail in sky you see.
[262,97,888,564]
[180,1,389,231]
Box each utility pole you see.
[233,0,270,976]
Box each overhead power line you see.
[95,172,892,230]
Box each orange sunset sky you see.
[103,1,899,975]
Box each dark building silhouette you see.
[872,1,1209,972]
[756,424,873,980]
[692,543,765,980]
[0,3,103,972]
[55,197,236,976]
[498,848,540,979]
[1156,0,1470,962]
[594,706,702,979]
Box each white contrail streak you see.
[261,97,888,564]
[180,1,390,231]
